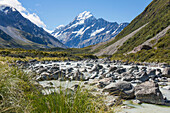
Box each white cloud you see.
[0,0,46,28]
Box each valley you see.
[0,0,169,113]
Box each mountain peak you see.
[56,25,65,29]
[76,11,93,20]
[0,4,16,13]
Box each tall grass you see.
[0,62,114,113]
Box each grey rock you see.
[162,67,170,78]
[103,81,135,99]
[37,68,47,74]
[135,81,165,105]
[163,86,170,90]
[136,71,149,82]
[108,67,117,72]
[147,69,156,76]
[38,72,51,80]
[132,99,142,104]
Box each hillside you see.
[91,0,170,63]
[0,5,66,49]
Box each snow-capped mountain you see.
[0,4,66,49]
[52,11,129,48]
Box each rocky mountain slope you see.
[0,5,66,49]
[91,0,169,63]
[52,11,128,48]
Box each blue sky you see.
[2,0,153,30]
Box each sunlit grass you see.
[0,62,115,113]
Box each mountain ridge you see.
[52,11,129,48]
[0,5,67,49]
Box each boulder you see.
[128,66,139,72]
[90,64,103,72]
[162,67,170,78]
[73,70,84,80]
[121,73,134,82]
[134,81,165,105]
[37,72,51,80]
[49,66,60,73]
[147,69,156,76]
[103,81,135,99]
[136,71,149,82]
[52,70,64,80]
[108,67,117,72]
[37,68,47,74]
[66,62,71,65]
[115,68,126,74]
[97,77,114,88]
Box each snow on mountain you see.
[76,11,93,20]
[91,28,105,37]
[52,11,129,48]
[56,25,65,29]
[0,4,16,14]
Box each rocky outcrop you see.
[135,81,165,105]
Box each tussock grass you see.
[0,62,115,113]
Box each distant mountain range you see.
[0,5,66,49]
[52,11,128,48]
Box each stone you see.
[103,81,135,99]
[158,82,167,86]
[147,69,156,76]
[129,66,139,72]
[90,64,103,72]
[134,81,165,105]
[38,72,51,80]
[52,70,64,80]
[37,68,47,74]
[121,73,134,82]
[136,71,149,82]
[115,68,126,74]
[106,97,123,107]
[108,67,117,72]
[66,62,71,65]
[49,66,60,73]
[162,67,170,78]
[163,86,170,90]
[90,73,98,79]
[141,67,147,71]
[132,99,142,104]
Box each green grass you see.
[111,28,170,64]
[0,48,98,62]
[0,63,115,113]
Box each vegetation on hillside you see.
[92,0,169,53]
[111,29,170,64]
[92,0,170,64]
